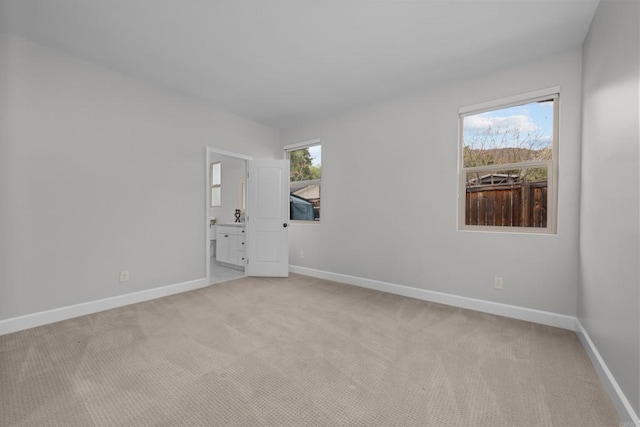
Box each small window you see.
[285,140,321,221]
[459,91,558,233]
[210,162,221,207]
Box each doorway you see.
[206,148,291,283]
[206,147,251,284]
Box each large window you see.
[285,139,321,221]
[459,90,558,233]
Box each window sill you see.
[458,225,556,236]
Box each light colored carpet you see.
[1,274,621,426]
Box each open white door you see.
[246,159,290,277]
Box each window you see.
[210,162,221,207]
[459,90,558,233]
[285,139,321,221]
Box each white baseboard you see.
[575,319,640,426]
[0,277,209,336]
[290,265,576,330]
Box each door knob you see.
[283,223,288,228]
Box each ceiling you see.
[0,0,599,129]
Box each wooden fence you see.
[465,182,547,227]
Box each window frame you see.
[210,161,221,207]
[284,138,322,223]
[457,88,560,234]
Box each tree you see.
[464,125,551,185]
[290,148,320,182]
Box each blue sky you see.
[308,145,321,167]
[463,100,553,149]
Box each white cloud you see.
[465,114,539,133]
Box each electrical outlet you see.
[120,270,129,283]
[494,277,503,290]
[299,250,304,259]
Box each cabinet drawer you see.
[216,225,245,236]
[216,226,236,236]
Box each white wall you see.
[283,49,583,316]
[0,34,280,321]
[579,0,640,417]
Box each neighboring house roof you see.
[290,179,320,201]
[290,179,320,193]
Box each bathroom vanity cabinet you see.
[216,224,246,267]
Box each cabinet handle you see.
[224,234,229,237]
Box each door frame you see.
[205,147,252,284]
